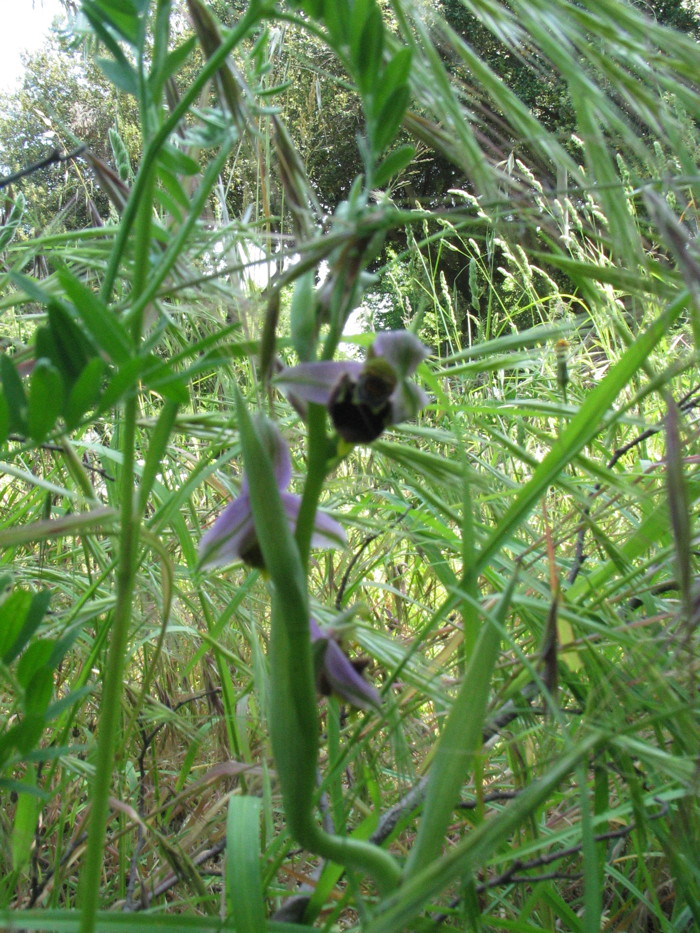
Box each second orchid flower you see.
[275,330,430,444]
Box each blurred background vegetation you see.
[0,0,698,930]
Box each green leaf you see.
[375,48,412,114]
[0,588,51,666]
[0,908,321,931]
[84,0,141,46]
[368,733,602,933]
[17,640,54,691]
[24,667,55,717]
[137,400,180,515]
[142,357,190,404]
[373,84,410,153]
[11,715,46,756]
[45,302,93,385]
[0,391,10,446]
[0,589,32,664]
[96,57,139,96]
[404,571,516,877]
[10,769,40,873]
[64,357,107,430]
[98,358,146,412]
[55,269,132,364]
[153,35,197,86]
[158,143,200,177]
[359,6,384,93]
[226,796,266,933]
[323,0,351,46]
[0,354,28,434]
[27,360,63,443]
[290,269,317,362]
[156,165,191,213]
[373,144,415,188]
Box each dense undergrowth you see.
[0,0,698,930]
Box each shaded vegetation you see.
[0,0,698,931]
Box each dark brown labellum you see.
[328,370,394,443]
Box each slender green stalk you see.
[78,395,139,933]
[236,395,401,894]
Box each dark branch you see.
[0,145,87,189]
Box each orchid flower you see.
[275,330,430,443]
[199,421,346,570]
[310,618,381,710]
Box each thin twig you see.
[335,508,411,609]
[0,146,87,189]
[428,799,670,926]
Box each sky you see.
[0,0,67,93]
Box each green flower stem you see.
[236,395,401,895]
[78,395,139,933]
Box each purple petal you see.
[199,493,257,568]
[321,639,381,710]
[370,331,430,379]
[279,492,347,549]
[389,380,429,425]
[310,618,380,709]
[275,360,363,406]
[255,417,292,490]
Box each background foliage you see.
[0,0,698,930]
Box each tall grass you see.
[0,0,698,930]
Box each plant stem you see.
[78,395,139,933]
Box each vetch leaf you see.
[27,359,63,443]
[373,144,415,188]
[11,769,40,873]
[374,84,410,153]
[55,268,132,364]
[0,354,28,434]
[0,587,51,666]
[64,357,107,430]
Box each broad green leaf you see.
[55,269,132,364]
[84,0,141,45]
[0,354,28,434]
[64,357,106,430]
[27,359,63,443]
[17,640,54,691]
[226,796,266,933]
[95,57,139,96]
[0,391,9,446]
[0,589,32,664]
[158,143,201,177]
[373,144,416,188]
[0,588,51,666]
[290,268,317,362]
[354,5,384,94]
[46,302,93,384]
[374,85,410,153]
[10,769,40,872]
